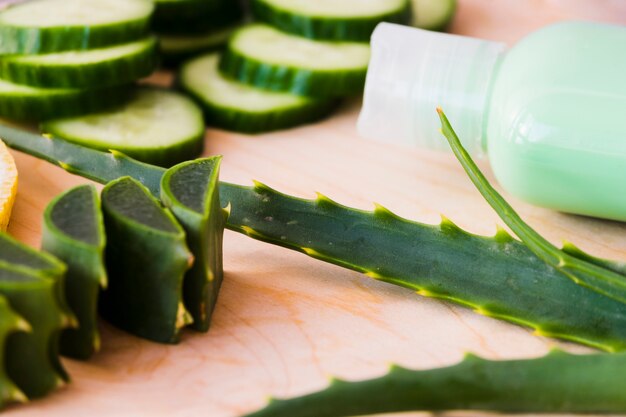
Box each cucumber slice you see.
[180,53,335,133]
[41,88,205,167]
[0,78,130,122]
[0,0,154,55]
[0,296,28,409]
[100,177,193,344]
[0,37,158,89]
[220,24,370,97]
[42,185,107,360]
[412,0,456,31]
[0,233,73,399]
[159,25,237,66]
[251,0,411,41]
[161,157,225,331]
[152,0,243,34]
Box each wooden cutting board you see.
[5,1,626,416]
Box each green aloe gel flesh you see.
[359,21,626,221]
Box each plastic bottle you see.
[358,21,626,221]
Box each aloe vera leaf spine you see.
[242,350,626,417]
[3,124,626,351]
[0,296,28,408]
[438,108,626,305]
[161,158,226,331]
[99,177,193,343]
[42,184,107,359]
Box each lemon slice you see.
[0,139,17,231]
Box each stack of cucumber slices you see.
[178,0,412,133]
[0,0,158,122]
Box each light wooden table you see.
[6,1,626,416]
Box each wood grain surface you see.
[5,1,626,416]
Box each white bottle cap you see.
[357,23,506,156]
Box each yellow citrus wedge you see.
[0,139,17,231]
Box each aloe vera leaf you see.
[160,157,226,332]
[0,233,73,398]
[437,109,626,304]
[42,184,107,360]
[99,177,193,343]
[242,350,626,416]
[0,296,28,408]
[4,124,626,350]
[0,123,164,196]
[221,182,626,351]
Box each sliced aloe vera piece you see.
[251,0,411,41]
[42,185,107,360]
[0,233,73,399]
[220,24,370,97]
[0,37,158,89]
[159,25,237,66]
[244,351,626,416]
[0,78,130,123]
[100,177,193,343]
[152,0,243,34]
[0,296,28,409]
[161,157,225,331]
[41,88,205,167]
[180,53,335,133]
[0,0,154,55]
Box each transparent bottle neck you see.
[358,23,507,157]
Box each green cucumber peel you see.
[0,0,154,55]
[437,108,626,306]
[220,24,370,98]
[159,25,237,66]
[161,157,227,331]
[41,87,206,167]
[100,177,193,343]
[251,0,412,42]
[3,120,626,351]
[0,296,29,408]
[0,36,158,89]
[0,234,74,399]
[0,80,131,123]
[151,0,243,35]
[42,185,107,360]
[179,53,336,134]
[242,350,626,416]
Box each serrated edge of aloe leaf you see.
[225,180,626,352]
[437,108,626,305]
[0,263,73,395]
[0,296,29,407]
[243,349,626,417]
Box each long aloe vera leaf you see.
[100,177,193,344]
[0,233,73,398]
[0,296,28,408]
[42,184,107,360]
[438,108,626,304]
[161,158,226,332]
[3,123,626,351]
[242,350,626,417]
